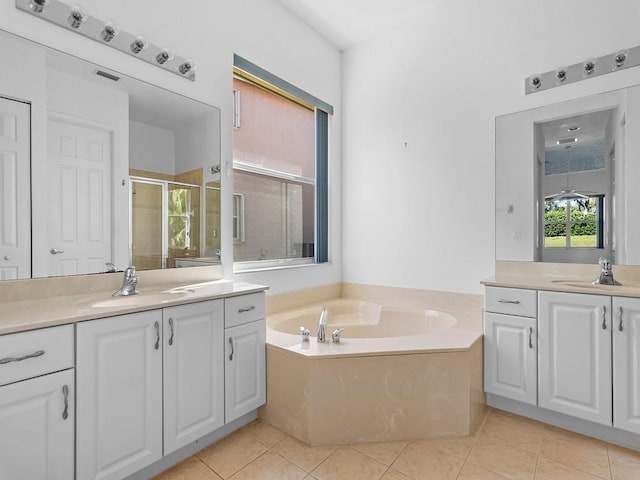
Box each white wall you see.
[342,0,640,294]
[129,121,175,175]
[0,0,342,296]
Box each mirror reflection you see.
[496,86,640,265]
[0,29,221,280]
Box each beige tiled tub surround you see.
[261,284,484,446]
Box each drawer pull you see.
[618,306,624,332]
[0,349,45,364]
[229,337,234,361]
[62,384,69,420]
[238,305,256,314]
[602,306,607,330]
[528,327,534,349]
[498,299,521,305]
[168,318,175,346]
[154,321,160,350]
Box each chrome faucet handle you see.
[124,265,136,277]
[300,326,310,342]
[332,328,344,343]
[105,262,117,273]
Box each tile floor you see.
[154,408,640,480]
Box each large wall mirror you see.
[0,29,221,280]
[496,84,640,265]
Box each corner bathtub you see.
[261,298,485,446]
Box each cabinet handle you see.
[618,306,624,332]
[0,349,45,364]
[228,337,234,361]
[238,305,256,313]
[62,384,69,420]
[168,318,174,346]
[528,327,534,349]
[602,305,607,330]
[498,299,520,305]
[154,321,160,350]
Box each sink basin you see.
[91,291,191,308]
[550,279,623,291]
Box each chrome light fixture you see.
[583,59,596,76]
[555,68,567,84]
[67,5,86,29]
[29,0,49,13]
[15,0,196,81]
[614,50,628,69]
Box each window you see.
[544,196,604,248]
[232,55,331,269]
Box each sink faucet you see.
[593,257,621,286]
[212,248,221,260]
[113,266,140,296]
[317,307,327,343]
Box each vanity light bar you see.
[525,45,640,94]
[15,0,196,81]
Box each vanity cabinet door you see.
[163,300,224,455]
[613,297,640,435]
[76,310,163,480]
[0,369,74,480]
[484,312,537,405]
[225,320,266,423]
[538,291,612,425]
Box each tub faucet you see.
[317,308,328,343]
[593,257,621,286]
[332,328,344,343]
[113,266,140,296]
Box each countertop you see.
[0,280,267,335]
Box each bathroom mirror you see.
[0,29,221,280]
[496,84,640,265]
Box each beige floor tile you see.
[457,463,510,480]
[391,441,465,480]
[197,430,269,479]
[540,427,611,479]
[608,445,640,480]
[535,457,607,479]
[311,448,387,480]
[350,441,409,466]
[479,409,544,454]
[154,456,223,480]
[242,420,288,448]
[228,451,306,480]
[380,469,412,480]
[466,436,537,480]
[416,434,476,460]
[272,436,337,472]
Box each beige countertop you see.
[0,279,267,336]
[484,261,640,298]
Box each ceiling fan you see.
[544,140,596,201]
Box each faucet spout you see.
[317,307,327,343]
[113,266,140,296]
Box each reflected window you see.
[544,196,604,249]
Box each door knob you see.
[50,248,65,255]
[3,255,11,261]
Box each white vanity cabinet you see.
[538,291,612,425]
[0,325,75,480]
[76,309,163,480]
[483,287,538,405]
[224,292,266,423]
[163,299,224,454]
[612,297,640,435]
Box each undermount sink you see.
[550,279,630,290]
[91,291,192,308]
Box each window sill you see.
[234,260,330,274]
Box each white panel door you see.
[484,312,537,405]
[0,369,74,480]
[0,97,30,280]
[613,296,640,434]
[538,291,612,425]
[163,299,225,455]
[43,116,112,277]
[225,320,266,423]
[76,310,163,480]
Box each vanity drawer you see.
[0,324,74,387]
[225,292,265,328]
[485,287,537,318]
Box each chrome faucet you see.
[332,328,344,343]
[212,248,221,260]
[113,266,140,296]
[593,257,621,286]
[317,308,328,343]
